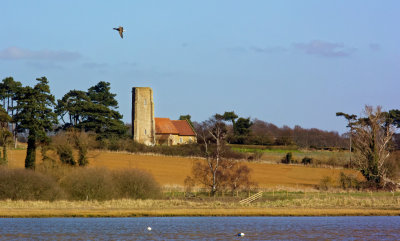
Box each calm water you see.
[0,216,400,240]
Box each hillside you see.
[7,149,359,189]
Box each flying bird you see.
[113,26,125,38]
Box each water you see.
[0,216,399,240]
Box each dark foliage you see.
[301,157,313,165]
[281,152,295,164]
[13,77,58,169]
[56,81,127,139]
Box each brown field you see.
[7,149,359,189]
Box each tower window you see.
[144,129,147,135]
[144,99,147,105]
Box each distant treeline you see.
[201,117,348,149]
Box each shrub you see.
[0,168,64,200]
[51,130,95,166]
[327,156,339,168]
[56,143,76,166]
[60,167,115,201]
[184,176,195,193]
[247,151,263,161]
[339,172,360,190]
[223,147,247,160]
[301,157,313,165]
[318,175,334,191]
[281,152,295,164]
[112,169,161,199]
[385,151,400,181]
[70,130,93,166]
[312,158,323,167]
[36,161,74,183]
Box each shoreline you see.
[2,208,400,218]
[2,197,400,218]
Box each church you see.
[131,87,197,146]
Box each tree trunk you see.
[13,123,18,149]
[0,149,3,166]
[25,132,37,169]
[2,143,6,164]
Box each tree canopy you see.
[56,81,127,139]
[13,77,58,169]
[179,114,193,127]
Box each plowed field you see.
[7,149,358,188]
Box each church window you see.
[144,99,147,105]
[180,137,183,143]
[144,129,147,135]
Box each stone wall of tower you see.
[132,87,155,145]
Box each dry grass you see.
[0,197,399,217]
[6,149,360,189]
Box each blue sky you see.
[1,1,399,134]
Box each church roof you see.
[155,118,196,136]
[155,118,179,134]
[171,120,196,136]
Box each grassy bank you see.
[1,193,400,217]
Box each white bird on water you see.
[147,226,152,231]
[237,232,245,237]
[113,26,125,38]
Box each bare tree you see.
[352,106,394,187]
[191,114,256,195]
[193,114,228,195]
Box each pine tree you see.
[13,77,57,169]
[56,81,127,139]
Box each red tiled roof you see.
[155,118,196,136]
[171,120,196,136]
[155,118,179,134]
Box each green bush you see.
[281,152,295,164]
[0,168,64,200]
[112,169,161,199]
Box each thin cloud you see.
[250,46,287,54]
[82,62,109,69]
[369,43,381,51]
[26,61,63,70]
[293,40,355,58]
[225,46,247,53]
[0,46,81,61]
